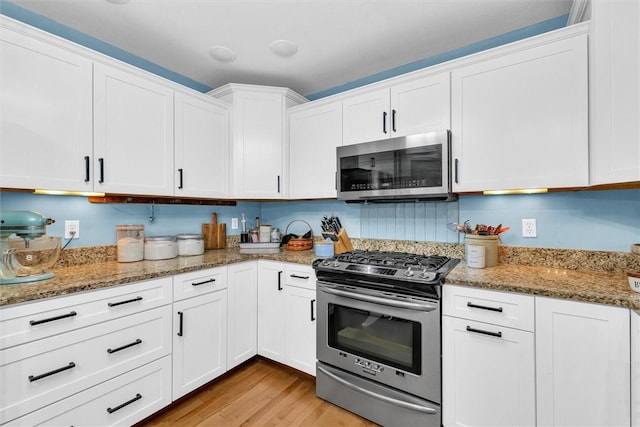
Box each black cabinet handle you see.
[177,311,184,337]
[277,175,281,193]
[98,158,104,184]
[277,271,283,291]
[454,158,459,184]
[310,299,316,321]
[192,278,215,286]
[466,325,502,338]
[29,362,76,382]
[107,338,142,354]
[84,156,90,183]
[467,302,503,312]
[382,111,387,134]
[107,393,142,414]
[391,109,397,132]
[290,274,309,280]
[108,296,143,307]
[178,168,184,189]
[30,311,77,326]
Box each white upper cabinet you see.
[451,26,589,192]
[590,0,640,185]
[289,100,343,199]
[93,63,174,196]
[0,22,93,191]
[342,72,450,145]
[209,84,306,199]
[174,93,230,198]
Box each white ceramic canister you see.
[259,225,272,243]
[465,234,499,267]
[466,244,486,268]
[176,234,205,256]
[144,236,178,260]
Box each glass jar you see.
[144,236,178,260]
[116,224,144,263]
[176,234,205,256]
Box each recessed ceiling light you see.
[208,46,237,63]
[269,40,298,58]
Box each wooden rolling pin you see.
[202,212,226,249]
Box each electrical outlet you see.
[522,219,537,238]
[65,220,80,239]
[231,218,239,230]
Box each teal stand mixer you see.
[0,211,60,285]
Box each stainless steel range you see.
[313,250,459,427]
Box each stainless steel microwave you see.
[337,130,457,202]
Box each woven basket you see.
[285,220,314,251]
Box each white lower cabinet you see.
[7,356,172,427]
[172,271,228,400]
[442,285,535,427]
[536,297,630,427]
[227,262,258,369]
[257,262,317,376]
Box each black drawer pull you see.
[107,393,142,414]
[277,271,283,291]
[290,274,309,280]
[466,325,502,338]
[107,338,142,354]
[30,311,77,326]
[467,302,503,312]
[192,278,216,286]
[391,109,397,132]
[382,111,387,134]
[310,299,316,322]
[177,311,184,337]
[29,362,76,382]
[108,296,143,307]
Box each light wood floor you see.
[140,358,380,427]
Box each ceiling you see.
[9,0,573,97]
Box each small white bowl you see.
[628,272,640,293]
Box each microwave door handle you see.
[316,365,437,415]
[319,285,437,312]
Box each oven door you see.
[316,282,441,403]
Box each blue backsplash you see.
[1,189,638,252]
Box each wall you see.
[2,189,638,252]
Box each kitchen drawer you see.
[442,285,534,331]
[6,356,172,427]
[0,277,172,349]
[284,264,316,291]
[173,266,227,301]
[0,305,172,424]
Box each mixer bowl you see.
[7,236,61,276]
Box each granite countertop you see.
[1,246,638,310]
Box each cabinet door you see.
[175,93,230,198]
[0,26,93,191]
[285,286,316,376]
[633,310,640,427]
[172,290,227,400]
[451,34,588,192]
[94,63,174,196]
[342,88,389,145]
[390,73,450,137]
[536,297,630,427]
[257,261,286,363]
[590,0,640,184]
[231,91,284,198]
[442,316,535,427]
[227,262,257,369]
[289,101,342,199]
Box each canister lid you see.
[176,234,203,240]
[117,224,144,230]
[145,235,176,242]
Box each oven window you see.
[327,303,421,374]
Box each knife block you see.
[202,213,226,250]
[334,228,353,254]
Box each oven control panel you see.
[355,358,384,374]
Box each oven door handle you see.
[316,365,437,415]
[319,285,437,312]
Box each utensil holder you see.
[465,234,498,267]
[334,228,354,254]
[285,220,314,251]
